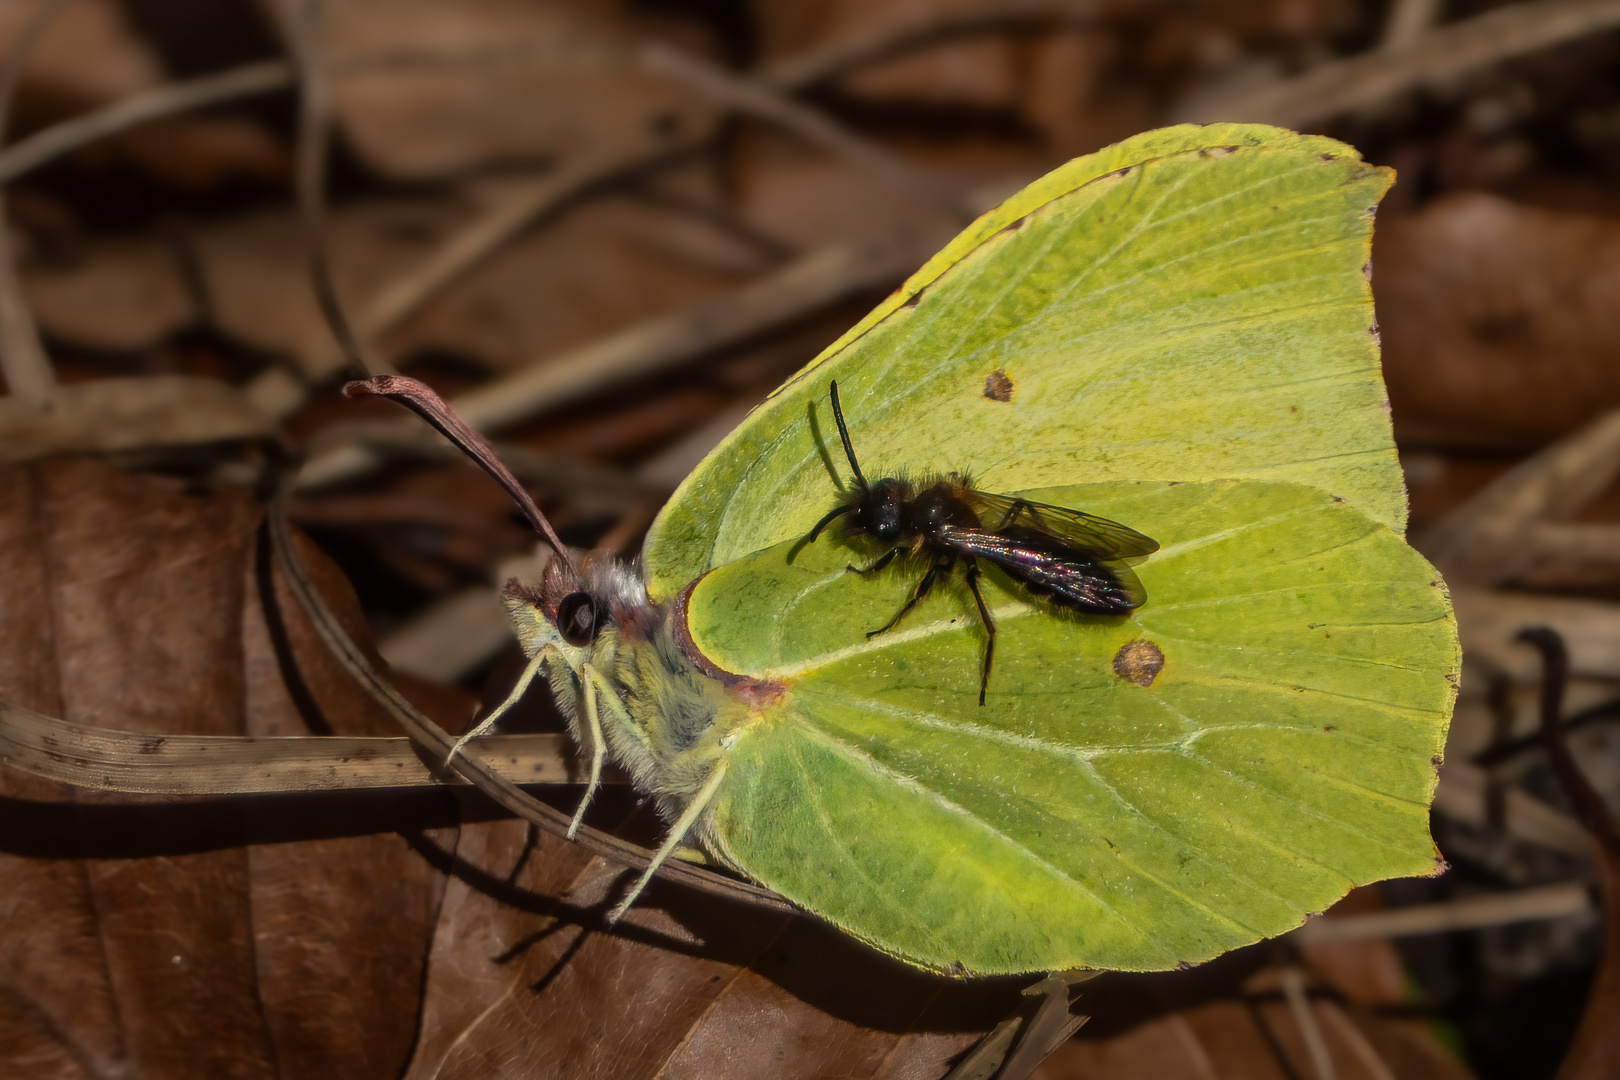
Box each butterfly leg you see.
[564,665,638,838]
[964,563,997,706]
[607,757,730,924]
[443,646,551,766]
[563,662,619,839]
[847,547,900,576]
[868,557,951,637]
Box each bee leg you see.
[964,563,997,706]
[994,498,1038,530]
[869,558,951,637]
[443,646,551,767]
[607,757,730,925]
[789,503,857,563]
[847,547,899,576]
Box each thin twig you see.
[1519,627,1620,858]
[295,229,939,489]
[1451,589,1620,683]
[0,375,275,462]
[1434,757,1595,858]
[0,59,292,184]
[445,232,931,432]
[0,16,1015,416]
[1293,882,1594,942]
[757,2,1091,90]
[281,0,378,378]
[1172,0,1620,126]
[1473,696,1620,768]
[352,140,702,345]
[1517,628,1620,1080]
[0,10,1080,188]
[640,41,973,221]
[0,0,75,407]
[1418,410,1620,587]
[1379,0,1444,50]
[0,693,589,794]
[1279,966,1336,1080]
[281,33,975,392]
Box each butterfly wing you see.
[683,479,1460,975]
[644,126,1401,599]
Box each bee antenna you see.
[828,381,868,491]
[343,376,577,575]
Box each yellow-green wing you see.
[645,124,1396,601]
[688,481,1456,975]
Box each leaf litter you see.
[3,0,1620,1076]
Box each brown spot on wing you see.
[983,369,1014,402]
[1113,639,1164,687]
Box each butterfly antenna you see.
[828,381,868,490]
[343,376,577,574]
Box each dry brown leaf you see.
[19,198,473,359]
[1375,193,1620,449]
[0,458,463,1078]
[106,114,288,192]
[26,186,784,379]
[0,376,274,462]
[0,459,1030,1076]
[0,2,285,196]
[734,134,965,251]
[300,0,719,179]
[19,231,193,351]
[389,183,778,374]
[754,0,1029,109]
[0,0,161,123]
[1020,29,1156,161]
[1035,942,1474,1080]
[406,813,1015,1079]
[1556,849,1620,1080]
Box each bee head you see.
[858,477,913,543]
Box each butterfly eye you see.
[556,592,601,647]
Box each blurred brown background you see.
[2,2,1620,1079]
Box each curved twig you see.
[1518,627,1620,858]
[280,0,377,378]
[0,0,73,407]
[266,479,794,914]
[1172,0,1620,126]
[0,59,293,185]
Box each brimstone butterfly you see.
[358,123,1458,977]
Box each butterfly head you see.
[503,549,656,663]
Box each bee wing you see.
[938,526,1148,612]
[959,491,1159,559]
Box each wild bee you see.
[801,381,1159,704]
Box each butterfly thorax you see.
[503,553,754,840]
